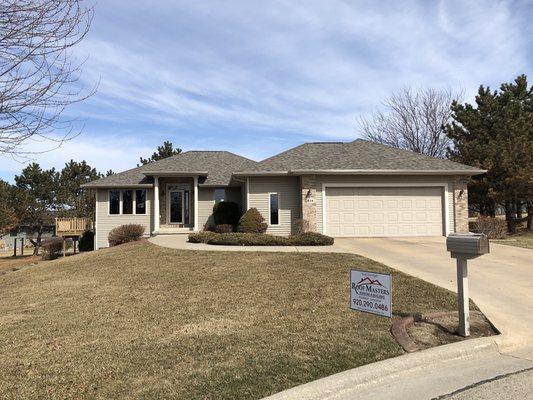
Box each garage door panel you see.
[326,187,444,237]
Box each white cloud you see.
[2,0,530,179]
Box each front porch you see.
[152,175,199,235]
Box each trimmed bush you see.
[188,232,334,246]
[213,201,240,226]
[237,208,268,233]
[474,217,507,239]
[207,233,292,246]
[188,231,217,243]
[41,237,64,260]
[108,224,145,246]
[289,232,334,246]
[292,218,310,234]
[214,224,233,233]
[78,230,95,252]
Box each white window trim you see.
[321,182,450,236]
[107,189,147,216]
[268,192,280,226]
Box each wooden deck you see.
[55,218,93,237]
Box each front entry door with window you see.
[168,190,184,224]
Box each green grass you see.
[493,230,533,249]
[0,241,459,399]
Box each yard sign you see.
[350,270,392,318]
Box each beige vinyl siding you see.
[197,186,243,229]
[248,176,300,235]
[314,175,455,235]
[95,188,153,249]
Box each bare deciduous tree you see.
[359,87,461,158]
[0,0,94,156]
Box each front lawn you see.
[0,242,459,399]
[493,230,533,249]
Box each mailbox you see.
[446,232,490,337]
[446,233,489,259]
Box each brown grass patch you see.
[0,242,459,399]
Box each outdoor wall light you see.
[459,189,464,198]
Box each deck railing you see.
[55,217,93,237]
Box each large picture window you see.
[135,190,146,214]
[109,189,147,215]
[269,193,279,225]
[122,190,133,214]
[109,190,120,214]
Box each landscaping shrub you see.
[214,224,233,233]
[206,233,292,246]
[188,232,334,246]
[108,224,145,246]
[41,237,64,260]
[292,218,310,234]
[188,231,217,243]
[474,217,507,239]
[289,232,334,246]
[237,208,268,233]
[78,230,95,252]
[213,201,240,226]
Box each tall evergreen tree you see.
[0,180,17,233]
[139,141,182,165]
[13,163,60,253]
[445,75,533,232]
[58,160,101,220]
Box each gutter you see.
[141,171,208,176]
[80,183,154,189]
[234,169,486,177]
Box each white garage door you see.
[325,187,444,237]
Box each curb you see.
[261,336,499,400]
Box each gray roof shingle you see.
[83,139,483,188]
[82,151,257,188]
[240,139,482,173]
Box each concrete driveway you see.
[333,237,533,348]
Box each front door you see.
[168,190,184,224]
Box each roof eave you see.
[234,169,486,177]
[80,183,154,189]
[288,169,487,176]
[142,171,208,176]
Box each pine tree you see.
[139,141,182,165]
[445,75,533,232]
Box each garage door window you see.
[269,193,279,225]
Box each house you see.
[0,225,55,250]
[82,139,485,249]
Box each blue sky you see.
[1,0,531,181]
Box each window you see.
[269,193,279,225]
[123,190,133,214]
[183,190,190,224]
[214,188,225,203]
[135,190,146,214]
[109,190,120,214]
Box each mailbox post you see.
[446,233,489,337]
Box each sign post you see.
[350,270,392,318]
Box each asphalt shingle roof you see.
[83,139,482,188]
[83,151,257,187]
[243,139,481,172]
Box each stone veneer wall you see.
[300,175,317,232]
[453,177,469,233]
